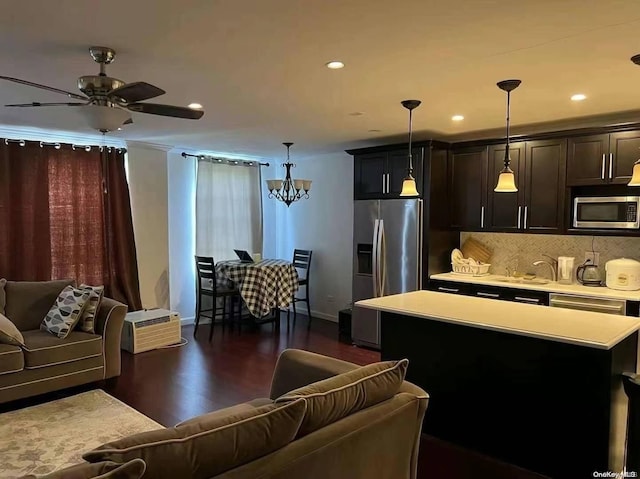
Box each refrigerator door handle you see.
[372,219,380,297]
[379,219,386,297]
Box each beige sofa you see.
[41,349,429,479]
[0,279,127,404]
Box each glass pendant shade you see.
[494,166,518,192]
[628,161,640,186]
[400,175,419,197]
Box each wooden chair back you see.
[293,249,312,279]
[195,256,216,293]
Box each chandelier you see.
[265,142,312,207]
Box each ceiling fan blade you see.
[123,117,134,125]
[127,102,204,119]
[5,101,88,107]
[108,82,165,103]
[0,76,88,100]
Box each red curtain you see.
[0,140,142,310]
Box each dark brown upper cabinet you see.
[486,142,525,231]
[353,148,423,199]
[449,146,488,230]
[523,139,567,233]
[609,131,640,184]
[567,131,640,186]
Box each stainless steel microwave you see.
[573,196,640,229]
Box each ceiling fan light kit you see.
[0,46,204,133]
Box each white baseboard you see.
[180,316,195,326]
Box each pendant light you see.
[494,79,522,193]
[628,55,640,186]
[399,99,421,197]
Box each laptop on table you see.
[234,250,254,263]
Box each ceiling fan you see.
[0,46,204,132]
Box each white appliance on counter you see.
[606,258,640,291]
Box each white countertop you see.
[356,290,640,350]
[431,272,640,301]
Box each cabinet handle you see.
[386,173,390,193]
[601,154,606,180]
[609,153,613,180]
[382,174,386,194]
[515,296,540,303]
[438,287,459,293]
[524,206,528,229]
[517,206,522,229]
[481,206,485,229]
[477,291,500,298]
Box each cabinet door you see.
[609,131,640,184]
[486,143,525,231]
[523,139,567,233]
[449,147,488,230]
[387,147,424,198]
[566,134,609,186]
[354,152,386,199]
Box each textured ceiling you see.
[0,0,640,159]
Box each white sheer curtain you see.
[196,159,263,261]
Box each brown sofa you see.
[41,349,429,479]
[0,279,127,404]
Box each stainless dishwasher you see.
[549,293,627,315]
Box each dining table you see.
[215,259,299,319]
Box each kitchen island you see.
[356,290,640,479]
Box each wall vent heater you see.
[121,309,181,354]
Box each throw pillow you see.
[275,358,408,437]
[83,398,307,479]
[41,285,91,339]
[23,458,146,479]
[0,312,24,346]
[78,284,105,333]
[0,278,6,315]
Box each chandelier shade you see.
[265,142,311,207]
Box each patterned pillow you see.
[41,285,91,339]
[78,284,105,333]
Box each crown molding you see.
[125,140,175,152]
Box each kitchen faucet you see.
[532,254,558,282]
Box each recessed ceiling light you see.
[188,102,203,109]
[452,115,465,121]
[326,61,345,69]
[571,94,587,102]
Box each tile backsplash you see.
[460,232,640,280]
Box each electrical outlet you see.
[584,251,600,266]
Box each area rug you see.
[0,389,162,478]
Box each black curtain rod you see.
[2,138,126,153]
[181,151,269,167]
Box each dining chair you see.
[288,249,312,329]
[194,256,241,341]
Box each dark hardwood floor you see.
[3,315,548,479]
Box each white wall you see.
[273,153,354,321]
[126,144,170,310]
[167,150,197,321]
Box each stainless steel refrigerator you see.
[352,199,422,349]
